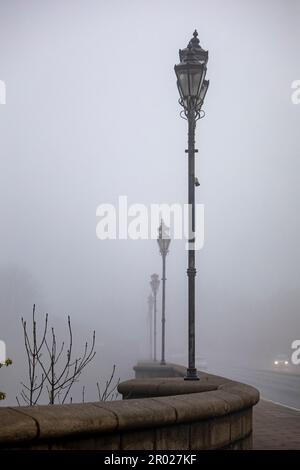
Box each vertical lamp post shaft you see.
[187,112,197,378]
[150,274,160,362]
[147,294,154,360]
[150,308,153,360]
[157,221,171,366]
[161,252,166,365]
[153,290,157,361]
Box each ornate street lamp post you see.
[150,273,160,362]
[174,30,209,380]
[147,294,154,360]
[157,220,171,365]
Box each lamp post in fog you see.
[157,220,171,365]
[174,30,209,380]
[150,273,160,362]
[147,293,154,360]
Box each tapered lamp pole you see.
[157,220,171,365]
[174,30,209,380]
[150,274,160,362]
[147,294,154,360]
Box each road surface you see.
[208,365,300,409]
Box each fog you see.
[0,0,299,405]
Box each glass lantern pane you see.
[178,71,189,97]
[189,70,202,97]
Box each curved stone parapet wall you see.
[118,363,259,450]
[0,363,259,450]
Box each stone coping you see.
[118,377,219,398]
[118,371,259,412]
[0,366,259,447]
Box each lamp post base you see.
[160,360,166,366]
[184,368,199,381]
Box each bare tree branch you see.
[96,365,120,401]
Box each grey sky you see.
[0,0,299,402]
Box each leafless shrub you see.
[19,305,96,405]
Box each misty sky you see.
[0,0,300,402]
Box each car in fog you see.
[273,354,290,371]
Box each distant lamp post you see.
[150,273,160,362]
[157,220,171,365]
[147,294,154,360]
[174,30,209,380]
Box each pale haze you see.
[0,0,299,404]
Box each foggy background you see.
[0,0,299,405]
